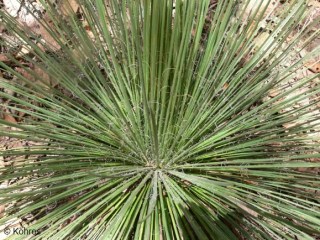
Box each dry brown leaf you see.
[244,0,277,21]
[60,0,80,16]
[16,66,52,86]
[34,66,52,86]
[231,198,259,218]
[0,205,5,218]
[222,83,229,91]
[305,62,320,73]
[4,137,25,165]
[16,67,33,81]
[35,24,61,51]
[254,32,271,49]
[301,34,320,73]
[268,89,280,98]
[308,0,320,8]
[283,122,297,129]
[3,113,17,124]
[69,0,80,13]
[0,54,10,62]
[16,45,31,58]
[0,22,5,33]
[17,109,26,121]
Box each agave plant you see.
[0,0,319,239]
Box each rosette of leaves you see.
[0,0,320,239]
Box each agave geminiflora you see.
[0,0,320,239]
